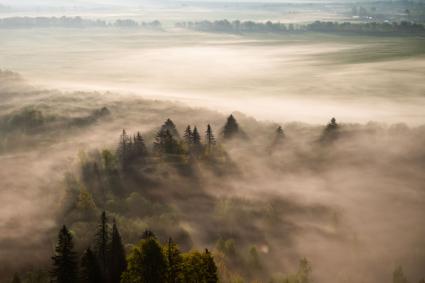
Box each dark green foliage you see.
[80,248,102,283]
[154,129,183,155]
[117,129,132,169]
[164,238,183,283]
[183,125,193,146]
[109,220,127,283]
[181,250,218,283]
[160,119,180,139]
[205,124,216,147]
[121,237,167,283]
[94,211,109,278]
[202,249,218,283]
[51,226,78,283]
[133,132,148,161]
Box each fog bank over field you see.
[1,28,424,125]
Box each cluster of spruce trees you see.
[115,114,341,169]
[46,212,218,283]
[116,115,247,169]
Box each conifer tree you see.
[80,248,102,283]
[160,119,180,139]
[117,129,131,168]
[320,117,339,143]
[222,114,244,140]
[192,127,201,146]
[94,211,109,279]
[183,125,193,146]
[51,226,78,283]
[202,249,218,283]
[108,220,127,283]
[133,132,148,160]
[205,124,216,147]
[165,238,183,283]
[121,236,167,283]
[154,129,181,155]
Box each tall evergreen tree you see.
[154,129,181,155]
[94,211,109,279]
[205,125,216,147]
[320,117,339,143]
[160,119,180,139]
[133,132,148,160]
[222,114,244,140]
[51,226,78,283]
[80,248,102,283]
[121,237,167,283]
[192,127,201,146]
[202,249,218,283]
[165,238,183,283]
[183,125,193,146]
[117,129,131,168]
[108,220,127,283]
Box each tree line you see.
[10,211,218,283]
[0,17,161,29]
[176,20,425,35]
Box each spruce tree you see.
[320,117,339,143]
[192,127,201,146]
[165,238,183,283]
[183,125,193,146]
[51,226,78,283]
[160,119,180,139]
[94,211,109,279]
[108,220,127,283]
[121,237,167,283]
[222,114,244,140]
[117,129,131,168]
[202,249,218,283]
[133,132,147,160]
[80,248,102,283]
[205,124,216,147]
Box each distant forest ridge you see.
[0,16,161,29]
[176,20,425,35]
[0,16,425,35]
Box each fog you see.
[1,3,425,283]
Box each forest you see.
[176,20,425,35]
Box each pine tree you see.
[117,129,131,168]
[154,129,181,155]
[222,114,244,140]
[205,124,216,147]
[320,117,339,143]
[121,237,167,283]
[133,132,148,160]
[108,220,127,283]
[202,249,218,283]
[80,248,102,283]
[192,127,201,146]
[94,211,109,279]
[160,119,180,139]
[183,125,193,146]
[165,238,183,283]
[51,226,78,283]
